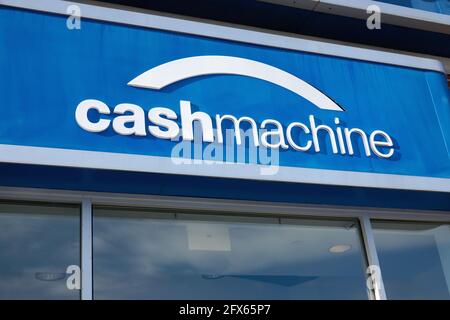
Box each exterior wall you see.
[0,0,449,300]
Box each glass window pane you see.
[372,220,450,299]
[94,207,369,299]
[0,201,80,299]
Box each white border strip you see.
[1,144,450,193]
[262,0,450,34]
[0,0,445,73]
[319,0,450,27]
[2,186,450,221]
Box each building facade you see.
[0,0,449,300]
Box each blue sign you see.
[0,5,449,192]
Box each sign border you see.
[0,0,445,73]
[0,144,449,192]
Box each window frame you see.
[1,186,450,300]
[0,197,82,300]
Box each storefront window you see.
[372,221,450,299]
[0,202,80,299]
[93,208,369,299]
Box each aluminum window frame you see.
[1,186,450,300]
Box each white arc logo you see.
[128,55,344,112]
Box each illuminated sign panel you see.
[0,4,449,191]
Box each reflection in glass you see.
[94,208,368,299]
[0,202,80,299]
[373,221,450,299]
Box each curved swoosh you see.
[128,55,343,111]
